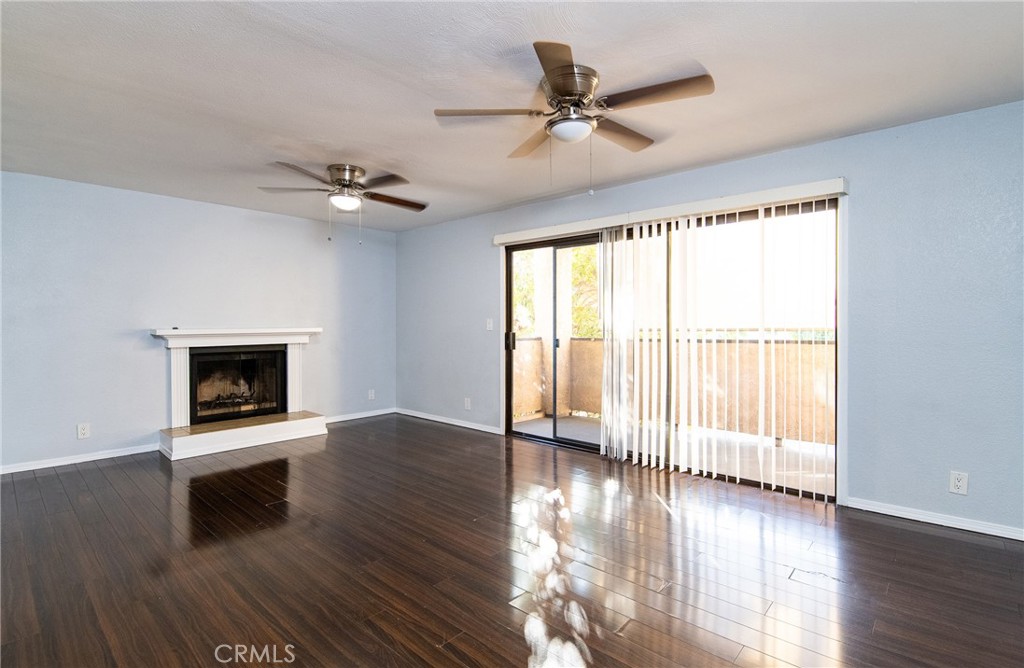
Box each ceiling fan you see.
[435,41,714,158]
[259,162,427,212]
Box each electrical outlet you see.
[77,423,91,440]
[464,397,471,411]
[368,389,375,400]
[949,470,969,495]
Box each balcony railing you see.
[513,334,836,445]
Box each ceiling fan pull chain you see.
[358,206,363,246]
[327,200,333,242]
[588,133,594,196]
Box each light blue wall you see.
[397,210,504,428]
[3,103,1020,532]
[397,101,1023,531]
[1,174,397,468]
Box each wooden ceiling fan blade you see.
[273,161,333,185]
[361,173,409,190]
[258,186,332,193]
[435,108,538,117]
[533,41,574,79]
[508,127,550,159]
[363,191,428,212]
[594,118,654,152]
[601,74,715,110]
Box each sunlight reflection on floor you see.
[518,488,597,667]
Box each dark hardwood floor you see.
[2,415,1022,667]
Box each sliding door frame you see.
[504,234,601,451]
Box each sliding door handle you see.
[505,332,516,350]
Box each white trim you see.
[396,408,503,435]
[150,327,323,348]
[287,343,303,411]
[845,497,1024,541]
[493,178,849,246]
[1,442,159,474]
[836,194,850,505]
[325,408,398,423]
[170,348,190,427]
[495,215,621,248]
[498,248,508,435]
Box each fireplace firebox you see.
[189,345,286,425]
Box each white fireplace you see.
[151,327,327,459]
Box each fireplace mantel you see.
[151,327,326,459]
[151,327,323,348]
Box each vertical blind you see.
[600,198,838,499]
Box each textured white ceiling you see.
[3,2,1022,232]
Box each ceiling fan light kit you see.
[546,111,596,143]
[434,41,715,157]
[328,190,362,211]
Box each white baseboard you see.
[1,442,160,474]
[395,408,503,435]
[325,408,398,423]
[845,497,1023,541]
[327,407,503,435]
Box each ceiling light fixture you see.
[544,104,597,144]
[328,188,362,211]
[546,114,596,143]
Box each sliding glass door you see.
[599,197,838,499]
[506,236,601,449]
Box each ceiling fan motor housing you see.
[327,164,365,186]
[541,65,600,108]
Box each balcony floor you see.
[513,415,601,444]
[513,416,835,497]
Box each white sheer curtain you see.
[600,199,837,499]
